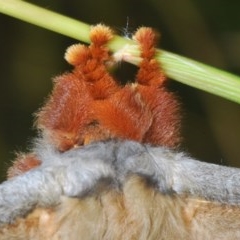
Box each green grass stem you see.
[0,0,240,104]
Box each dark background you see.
[0,0,240,181]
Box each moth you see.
[0,24,240,240]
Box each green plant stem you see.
[0,0,91,43]
[1,0,240,104]
[159,51,240,103]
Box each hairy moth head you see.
[36,24,181,151]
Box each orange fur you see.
[8,24,180,181]
[7,154,41,179]
[4,24,240,239]
[37,73,92,151]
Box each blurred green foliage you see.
[0,0,240,181]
